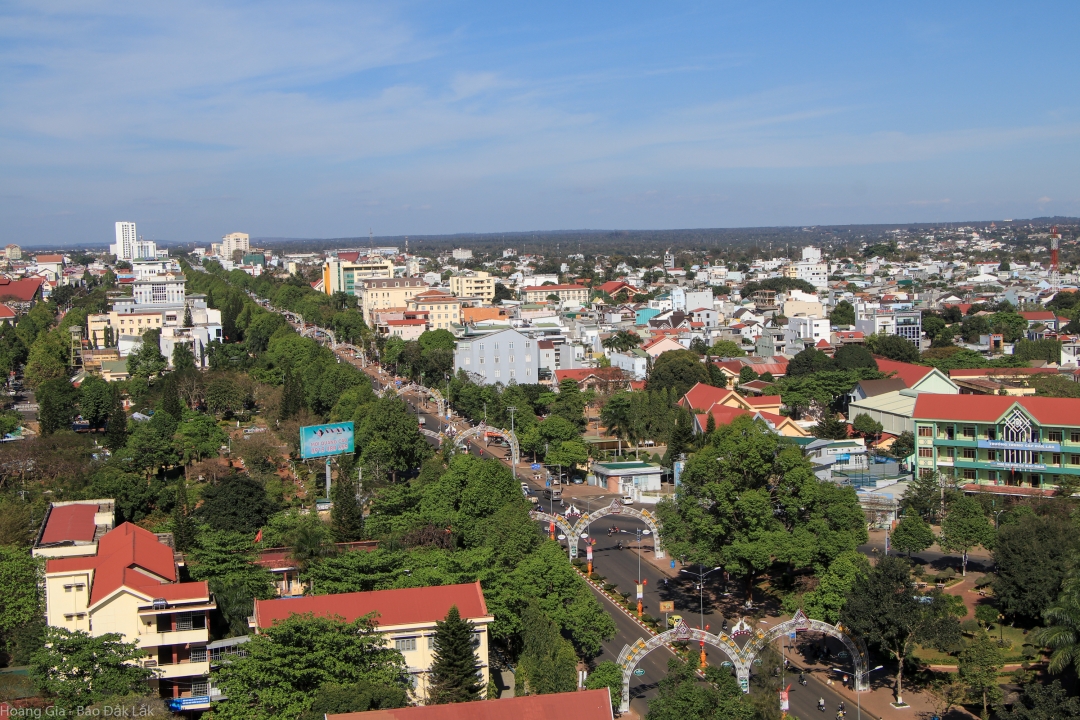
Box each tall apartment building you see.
[407,288,462,330]
[451,248,473,261]
[448,271,496,302]
[4,244,22,261]
[323,257,395,296]
[112,221,138,260]
[251,583,492,703]
[214,232,250,259]
[39,508,216,711]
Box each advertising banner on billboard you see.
[300,422,355,459]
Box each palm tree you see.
[290,520,337,574]
[1039,576,1080,675]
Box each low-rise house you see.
[251,583,492,702]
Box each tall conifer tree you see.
[428,606,482,704]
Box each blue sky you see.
[2,1,1079,246]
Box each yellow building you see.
[448,271,496,302]
[519,283,588,304]
[251,583,492,702]
[360,278,428,324]
[41,515,217,710]
[88,310,165,346]
[407,288,462,330]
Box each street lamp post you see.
[680,564,723,667]
[634,528,651,619]
[507,406,516,471]
[833,665,884,720]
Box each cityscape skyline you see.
[3,2,1079,245]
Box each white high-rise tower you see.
[112,221,137,260]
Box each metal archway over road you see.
[454,424,519,467]
[575,499,664,560]
[616,612,870,714]
[530,499,664,560]
[529,510,575,544]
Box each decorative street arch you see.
[454,425,520,467]
[424,387,447,418]
[528,510,575,545]
[615,612,869,714]
[572,499,664,559]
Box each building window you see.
[1050,431,1064,443]
[918,426,932,437]
[479,344,484,351]
[526,341,532,348]
[918,448,933,458]
[1072,432,1080,444]
[394,638,417,652]
[509,369,516,378]
[963,469,977,480]
[986,427,997,441]
[945,426,955,440]
[963,426,975,439]
[527,369,532,376]
[508,355,514,363]
[1053,453,1062,465]
[963,448,976,459]
[494,357,499,364]
[494,369,501,378]
[988,471,998,482]
[478,358,484,365]
[1072,454,1080,465]
[508,342,514,349]
[525,354,531,362]
[464,357,470,365]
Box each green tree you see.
[37,377,78,434]
[738,365,759,384]
[298,680,407,720]
[289,514,337,573]
[178,413,228,463]
[183,304,193,328]
[428,605,483,704]
[212,614,408,720]
[126,329,166,381]
[959,631,1004,719]
[30,628,153,711]
[940,495,995,575]
[834,344,877,371]
[198,475,279,534]
[207,375,248,417]
[161,372,183,421]
[0,546,41,641]
[829,300,856,327]
[998,680,1080,720]
[186,529,276,636]
[172,341,197,372]
[645,658,754,720]
[103,385,129,451]
[1038,575,1080,676]
[851,413,883,440]
[585,661,623,713]
[993,509,1079,622]
[331,468,365,542]
[1015,339,1062,364]
[172,475,197,552]
[890,513,934,557]
[812,413,849,440]
[867,333,920,362]
[788,347,834,376]
[357,396,431,482]
[888,430,916,462]
[842,555,961,704]
[23,334,67,389]
[516,601,577,696]
[0,496,35,547]
[78,375,113,428]
[801,550,869,624]
[647,349,709,397]
[279,365,306,420]
[900,470,942,521]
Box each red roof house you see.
[326,689,614,720]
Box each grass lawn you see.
[913,623,1042,666]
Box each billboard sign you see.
[300,422,355,459]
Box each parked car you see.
[621,494,635,505]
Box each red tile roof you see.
[1019,311,1059,322]
[254,582,489,630]
[40,504,98,544]
[873,358,933,388]
[597,281,634,295]
[0,304,15,319]
[913,395,1080,426]
[337,252,361,262]
[0,277,43,302]
[681,382,732,411]
[385,319,428,326]
[326,689,613,720]
[35,255,64,263]
[44,522,201,606]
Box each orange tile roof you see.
[873,358,933,387]
[254,581,488,630]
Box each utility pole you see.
[507,406,516,470]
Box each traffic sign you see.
[531,463,542,470]
[633,668,645,676]
[659,601,674,613]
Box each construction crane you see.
[1050,225,1061,290]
